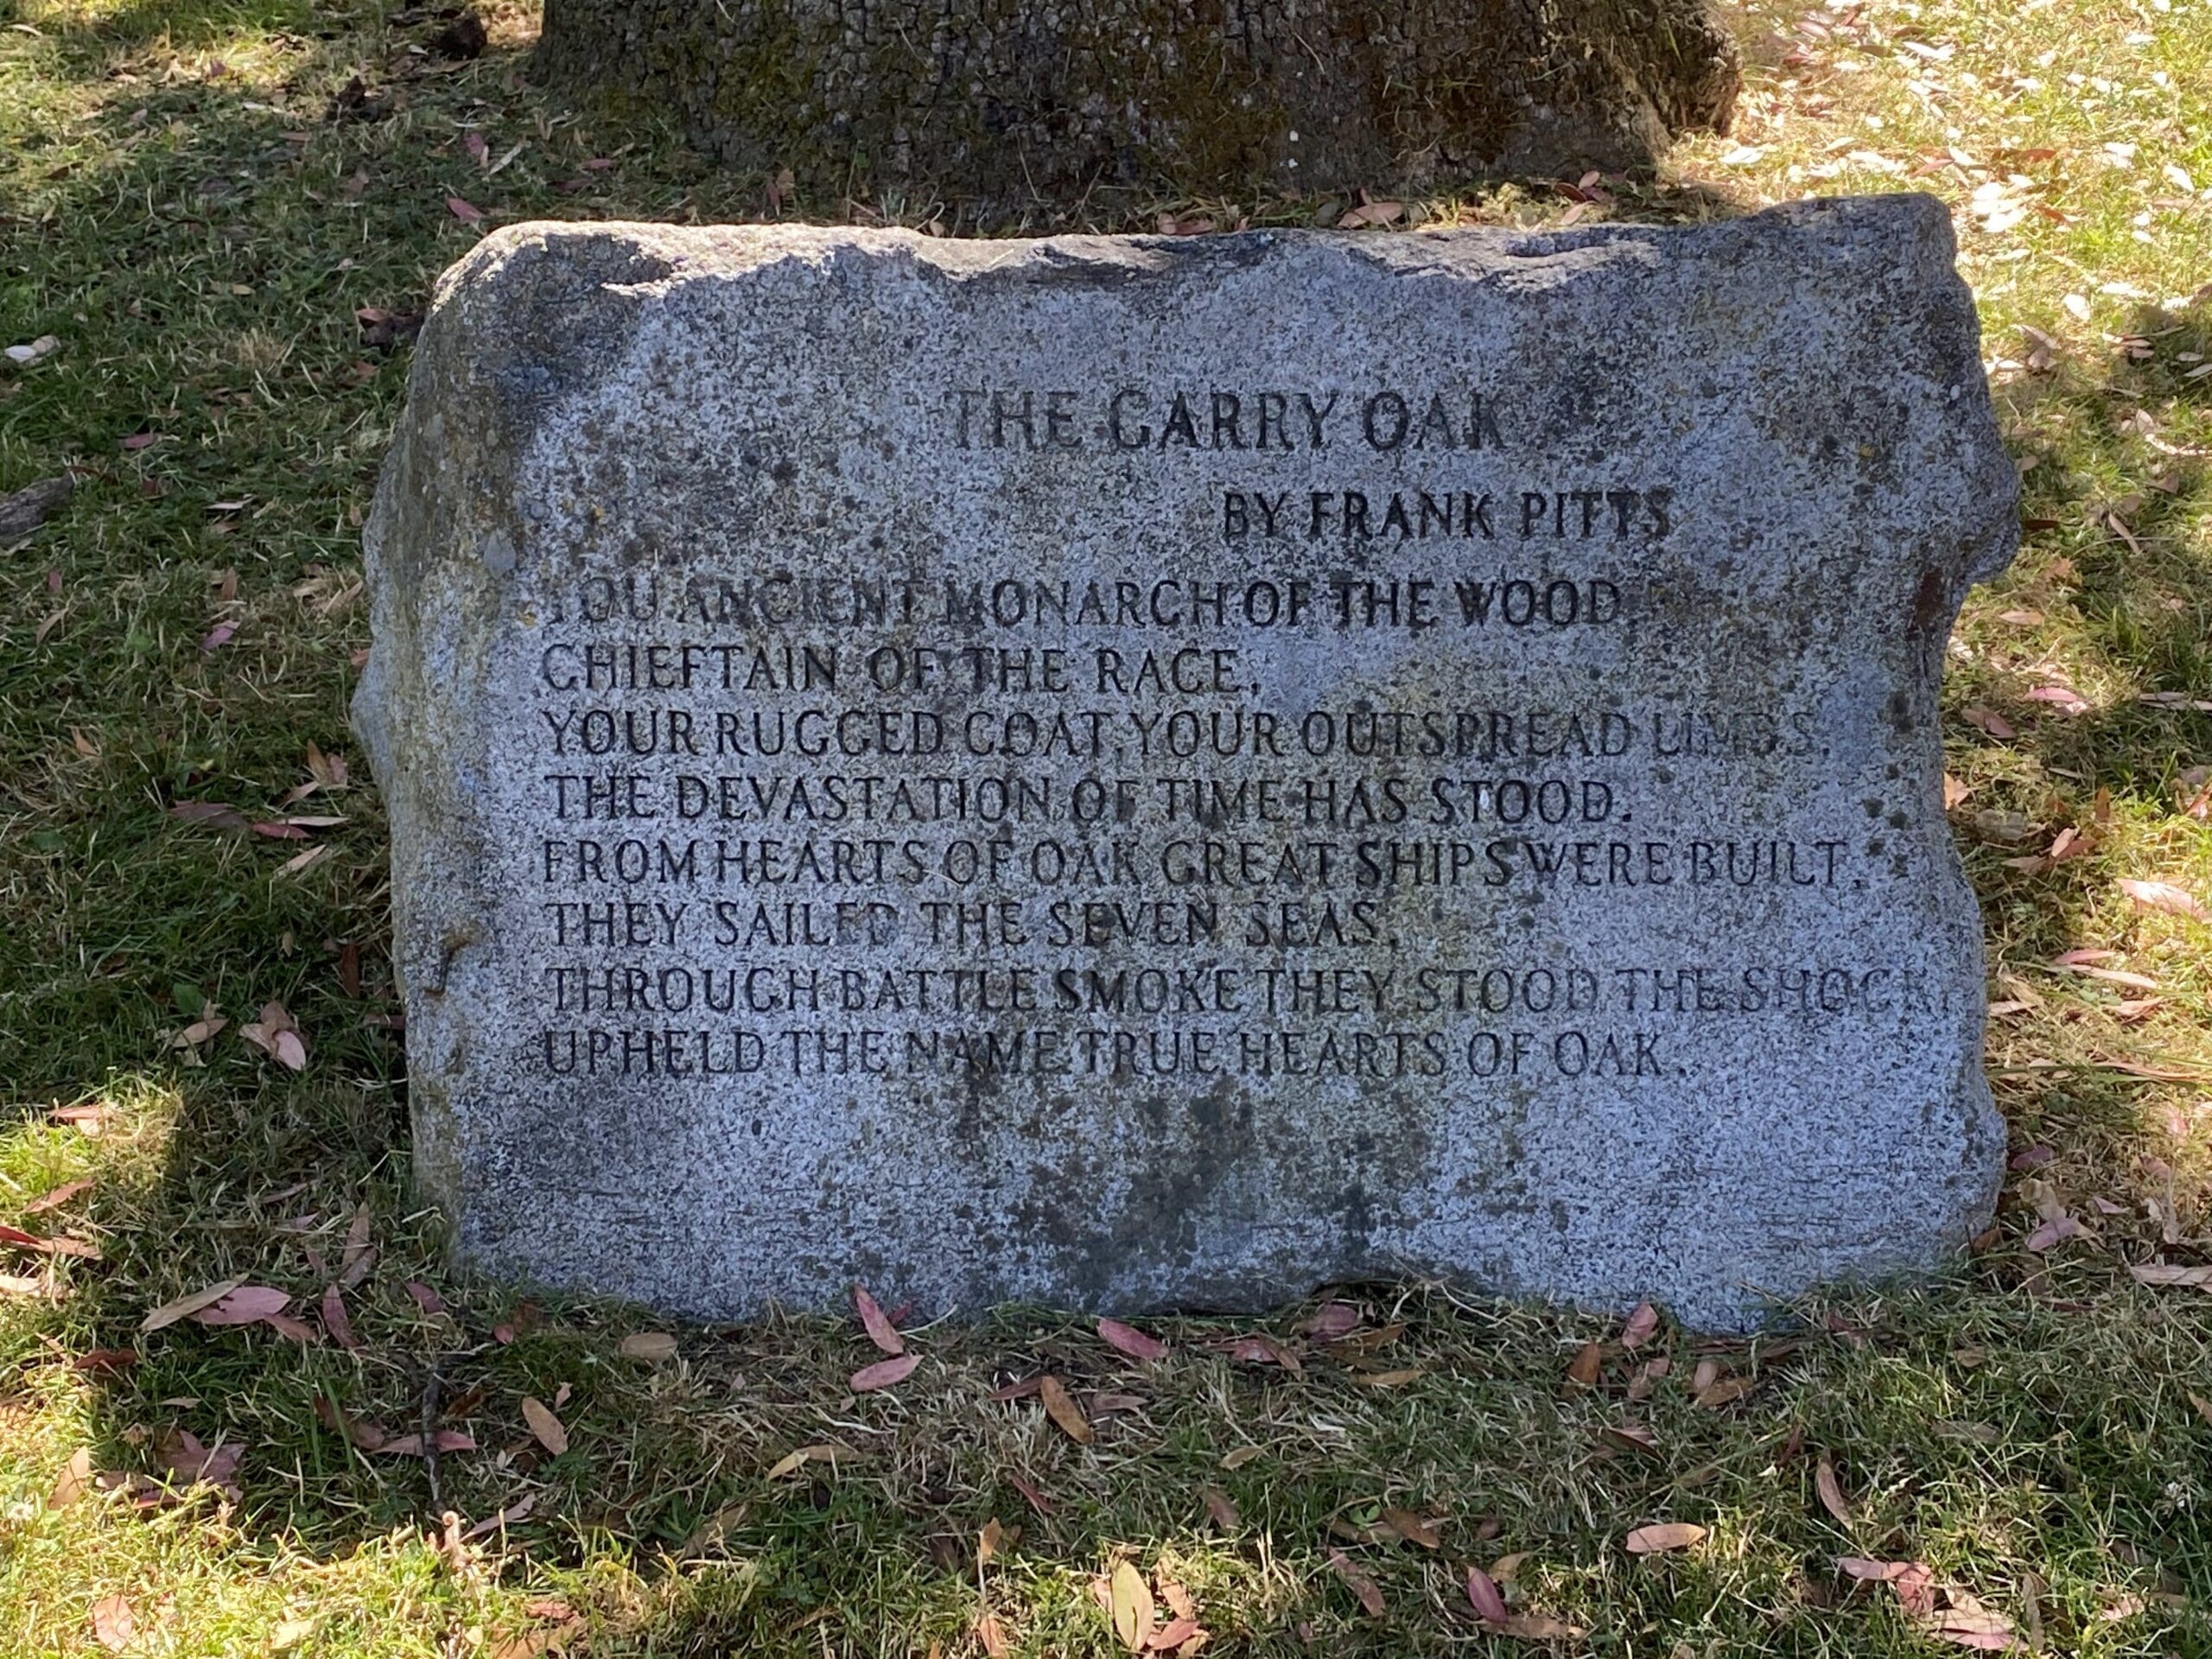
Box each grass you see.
[3,0,2211,1653]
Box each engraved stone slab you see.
[357,196,2017,1330]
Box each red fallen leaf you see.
[447,195,485,222]
[24,1178,93,1214]
[191,1285,291,1325]
[375,1429,476,1456]
[321,1283,359,1351]
[262,1311,318,1343]
[1145,1614,1203,1650]
[493,1322,515,1344]
[119,432,162,452]
[405,1281,445,1315]
[1467,1565,1510,1623]
[1328,1548,1385,1616]
[1620,1301,1660,1351]
[2009,1146,2054,1169]
[2025,684,2088,715]
[1098,1317,1169,1360]
[249,819,308,840]
[200,622,236,652]
[987,1376,1042,1402]
[850,1352,920,1392]
[73,1348,137,1376]
[462,131,488,163]
[1304,1300,1361,1339]
[581,156,617,170]
[853,1284,904,1355]
[2120,879,2209,923]
[0,1223,99,1258]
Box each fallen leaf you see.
[143,1278,242,1332]
[1145,1615,1203,1650]
[1328,1548,1386,1616]
[2131,1262,2212,1290]
[191,1285,290,1326]
[48,1447,92,1510]
[976,1611,1010,1658]
[1039,1374,1092,1443]
[850,1352,920,1392]
[2120,879,2207,923]
[1962,706,2017,740]
[1694,1374,1751,1408]
[977,1516,1005,1566]
[1353,1366,1426,1388]
[1619,1301,1659,1351]
[520,1395,569,1456]
[1566,1341,1603,1386]
[24,1178,93,1214]
[1381,1507,1440,1549]
[169,800,249,832]
[405,1281,445,1315]
[1217,1333,1300,1370]
[1305,1300,1362,1339]
[92,1593,134,1652]
[0,1223,99,1258]
[447,194,485,222]
[1200,1486,1238,1529]
[155,1427,244,1497]
[321,1283,358,1351]
[853,1285,905,1355]
[1467,1565,1510,1623]
[374,1429,476,1457]
[1485,1611,1584,1640]
[1219,1445,1262,1470]
[74,1348,137,1377]
[462,1492,540,1541]
[1815,1453,1852,1523]
[618,1332,677,1362]
[1626,1522,1707,1554]
[765,1444,836,1479]
[1923,1606,2019,1649]
[1110,1560,1154,1649]
[1098,1317,1169,1360]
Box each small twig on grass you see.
[419,1358,443,1517]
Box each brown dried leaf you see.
[1098,1317,1169,1360]
[1625,1522,1707,1554]
[853,1285,904,1355]
[1305,1300,1362,1339]
[1200,1486,1239,1529]
[142,1278,242,1332]
[1815,1453,1852,1523]
[1566,1341,1603,1386]
[1328,1548,1386,1616]
[618,1331,677,1362]
[1381,1507,1440,1549]
[976,1611,1010,1658]
[49,1447,92,1510]
[1110,1560,1154,1649]
[1039,1374,1092,1443]
[1694,1374,1752,1408]
[520,1395,569,1456]
[2120,879,2208,922]
[375,1429,476,1457]
[849,1352,920,1392]
[92,1594,134,1652]
[190,1285,289,1326]
[1619,1301,1659,1351]
[321,1283,359,1351]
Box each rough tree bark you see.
[537,0,1738,207]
